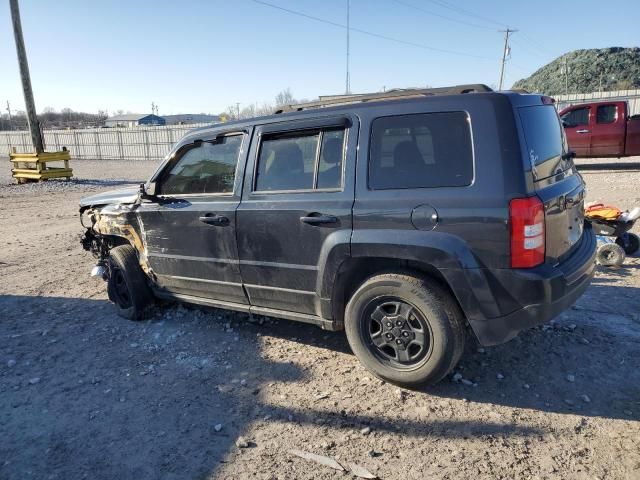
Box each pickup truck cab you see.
[80,85,596,387]
[559,100,640,158]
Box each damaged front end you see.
[79,186,151,280]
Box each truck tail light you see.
[510,196,545,268]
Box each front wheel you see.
[107,245,154,320]
[344,273,465,387]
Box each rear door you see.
[560,105,591,156]
[236,116,356,315]
[519,105,585,263]
[590,103,625,156]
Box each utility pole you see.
[345,0,351,95]
[498,28,517,91]
[562,57,570,96]
[9,0,44,153]
[236,102,240,120]
[6,101,13,130]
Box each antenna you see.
[345,0,351,95]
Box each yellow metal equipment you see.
[9,147,73,183]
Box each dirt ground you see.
[0,158,639,480]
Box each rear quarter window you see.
[369,112,473,190]
[518,105,568,175]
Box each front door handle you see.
[576,129,590,134]
[300,214,338,225]
[199,214,229,226]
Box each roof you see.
[106,114,154,121]
[275,84,493,113]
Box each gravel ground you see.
[0,158,639,480]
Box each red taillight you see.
[510,196,545,268]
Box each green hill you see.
[512,47,640,95]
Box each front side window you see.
[561,107,589,127]
[160,134,242,195]
[369,112,473,190]
[596,105,617,124]
[255,128,345,191]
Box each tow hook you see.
[91,263,107,281]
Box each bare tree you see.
[222,89,306,121]
[275,88,294,107]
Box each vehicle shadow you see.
[252,283,640,423]
[0,294,544,480]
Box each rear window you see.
[369,112,473,190]
[518,105,567,175]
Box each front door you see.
[561,106,591,156]
[236,116,357,316]
[138,130,250,304]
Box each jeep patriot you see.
[80,84,597,386]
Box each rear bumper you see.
[467,225,597,346]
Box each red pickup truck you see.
[559,101,640,158]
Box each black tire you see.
[616,233,640,255]
[107,245,154,320]
[596,243,626,267]
[344,273,465,388]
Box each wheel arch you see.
[329,256,467,328]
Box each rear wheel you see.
[107,245,154,320]
[596,243,626,267]
[616,233,639,255]
[344,273,465,387]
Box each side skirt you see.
[153,290,341,331]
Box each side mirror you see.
[139,182,157,200]
[562,150,576,161]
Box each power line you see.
[518,32,556,58]
[390,0,495,30]
[426,0,507,28]
[249,0,493,60]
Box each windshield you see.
[518,105,570,180]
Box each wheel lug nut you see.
[396,339,402,345]
[396,321,403,326]
[386,322,392,328]
[386,333,393,339]
[402,331,409,337]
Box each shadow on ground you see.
[1,293,550,480]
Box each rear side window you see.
[596,105,617,124]
[561,107,589,127]
[518,105,566,170]
[255,128,345,191]
[369,112,473,189]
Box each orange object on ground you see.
[585,203,622,221]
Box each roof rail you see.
[274,84,493,114]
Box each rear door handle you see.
[199,213,229,226]
[300,214,338,225]
[576,129,590,134]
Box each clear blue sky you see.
[1,0,638,116]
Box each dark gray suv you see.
[80,85,596,387]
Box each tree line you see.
[221,88,308,121]
[0,88,309,131]
[0,108,108,131]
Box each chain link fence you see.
[0,123,213,160]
